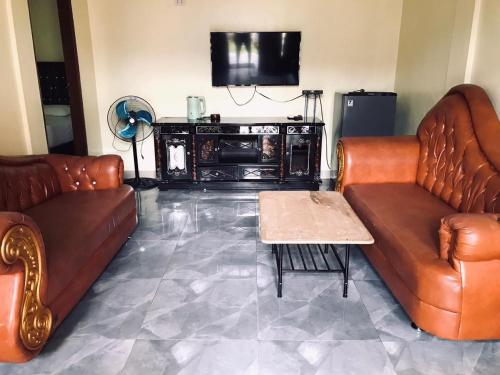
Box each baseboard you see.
[124,170,156,179]
[321,169,337,180]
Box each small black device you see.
[211,31,301,87]
[302,90,323,96]
[287,115,303,121]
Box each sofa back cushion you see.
[0,156,61,211]
[416,85,500,213]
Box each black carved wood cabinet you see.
[154,117,323,190]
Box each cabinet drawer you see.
[239,166,279,180]
[198,166,238,181]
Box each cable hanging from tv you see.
[226,85,304,106]
[226,86,257,106]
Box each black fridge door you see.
[285,135,316,180]
[341,92,397,137]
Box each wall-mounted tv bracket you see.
[303,90,324,124]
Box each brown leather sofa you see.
[0,154,137,362]
[336,84,500,340]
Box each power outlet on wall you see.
[175,0,185,5]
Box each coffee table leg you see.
[278,244,283,298]
[343,244,350,298]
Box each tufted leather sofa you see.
[336,84,500,340]
[0,154,137,362]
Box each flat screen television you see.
[210,31,301,87]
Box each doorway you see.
[27,0,87,155]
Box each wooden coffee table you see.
[259,191,374,298]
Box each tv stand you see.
[153,117,324,190]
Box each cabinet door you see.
[197,135,219,164]
[285,135,317,179]
[163,135,192,180]
[258,134,280,163]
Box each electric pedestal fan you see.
[107,96,157,190]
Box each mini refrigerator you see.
[337,91,397,137]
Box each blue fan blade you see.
[136,110,153,125]
[116,100,130,120]
[118,124,137,139]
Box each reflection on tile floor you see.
[1,187,499,374]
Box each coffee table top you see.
[259,191,374,244]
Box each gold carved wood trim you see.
[335,141,345,192]
[1,225,52,351]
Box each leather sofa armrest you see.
[0,212,52,362]
[44,154,124,192]
[335,136,420,192]
[439,213,500,266]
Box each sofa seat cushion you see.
[24,186,136,304]
[344,183,462,312]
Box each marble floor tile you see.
[139,278,257,340]
[176,238,256,252]
[181,202,257,233]
[194,190,258,203]
[346,245,381,281]
[355,280,435,343]
[139,201,196,221]
[134,208,190,241]
[472,342,500,375]
[134,199,199,241]
[101,240,177,280]
[54,277,161,340]
[164,241,256,280]
[0,337,134,375]
[258,340,395,375]
[258,277,379,341]
[179,226,257,243]
[383,340,500,375]
[122,339,258,375]
[256,241,273,252]
[153,190,196,204]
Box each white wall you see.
[394,0,475,135]
[0,0,29,155]
[0,0,47,155]
[77,0,403,177]
[72,0,103,155]
[468,0,500,115]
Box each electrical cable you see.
[112,119,133,152]
[140,124,145,159]
[256,88,304,103]
[227,85,305,106]
[318,95,333,170]
[227,85,257,106]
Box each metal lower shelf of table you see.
[272,243,351,298]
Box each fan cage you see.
[107,96,156,143]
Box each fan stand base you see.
[124,177,158,191]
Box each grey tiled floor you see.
[2,188,499,374]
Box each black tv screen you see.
[211,31,301,87]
